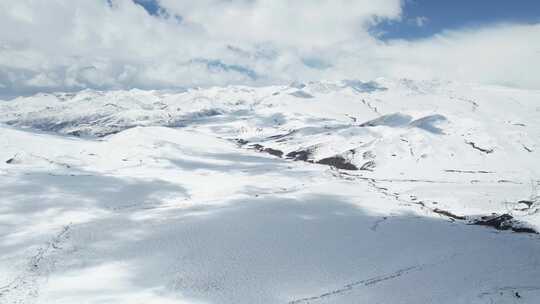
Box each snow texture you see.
[1,79,540,303]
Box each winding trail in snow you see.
[0,224,72,304]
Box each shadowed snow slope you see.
[1,79,540,304]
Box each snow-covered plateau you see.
[1,79,539,303]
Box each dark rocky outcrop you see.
[250,144,264,150]
[286,150,312,161]
[248,144,283,158]
[67,130,83,137]
[470,214,537,234]
[433,208,466,220]
[359,160,376,171]
[235,138,249,146]
[317,156,358,171]
[263,148,283,158]
[518,200,534,208]
[465,141,494,154]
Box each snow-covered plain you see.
[1,79,539,303]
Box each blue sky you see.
[375,0,540,40]
[132,0,163,16]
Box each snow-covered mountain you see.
[1,79,539,303]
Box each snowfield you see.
[1,79,539,303]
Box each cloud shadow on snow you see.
[2,185,538,303]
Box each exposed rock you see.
[5,153,18,164]
[345,114,357,122]
[235,138,249,146]
[67,130,83,137]
[433,208,466,220]
[250,144,264,150]
[248,143,283,158]
[265,131,296,141]
[518,200,534,208]
[470,214,537,234]
[361,98,379,114]
[286,150,312,161]
[263,148,283,158]
[359,160,376,171]
[465,141,494,154]
[363,151,375,159]
[317,156,358,171]
[95,129,124,137]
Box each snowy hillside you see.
[1,79,540,303]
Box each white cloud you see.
[412,16,428,27]
[381,23,540,89]
[0,0,539,97]
[158,0,401,48]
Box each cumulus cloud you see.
[158,0,401,47]
[0,0,538,97]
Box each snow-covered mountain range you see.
[1,79,539,303]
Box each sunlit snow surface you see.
[1,79,539,303]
